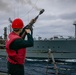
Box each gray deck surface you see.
[0,56,76,75]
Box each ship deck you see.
[0,73,7,75]
[0,56,76,75]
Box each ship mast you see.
[73,21,76,38]
[4,27,7,39]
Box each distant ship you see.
[0,21,76,59]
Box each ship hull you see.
[26,39,76,59]
[1,39,76,59]
[0,49,76,59]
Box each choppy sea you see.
[0,56,76,75]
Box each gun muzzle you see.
[39,9,45,15]
[28,9,45,25]
[34,9,45,20]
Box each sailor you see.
[6,18,34,75]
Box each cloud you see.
[59,12,76,20]
[15,0,42,11]
[0,0,76,38]
[0,0,11,12]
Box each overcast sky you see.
[0,0,76,39]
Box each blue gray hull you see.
[0,39,76,59]
[0,49,76,59]
[26,39,76,59]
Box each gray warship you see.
[0,21,76,59]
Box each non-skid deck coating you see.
[0,57,76,75]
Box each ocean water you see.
[0,57,76,75]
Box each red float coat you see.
[6,32,26,64]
